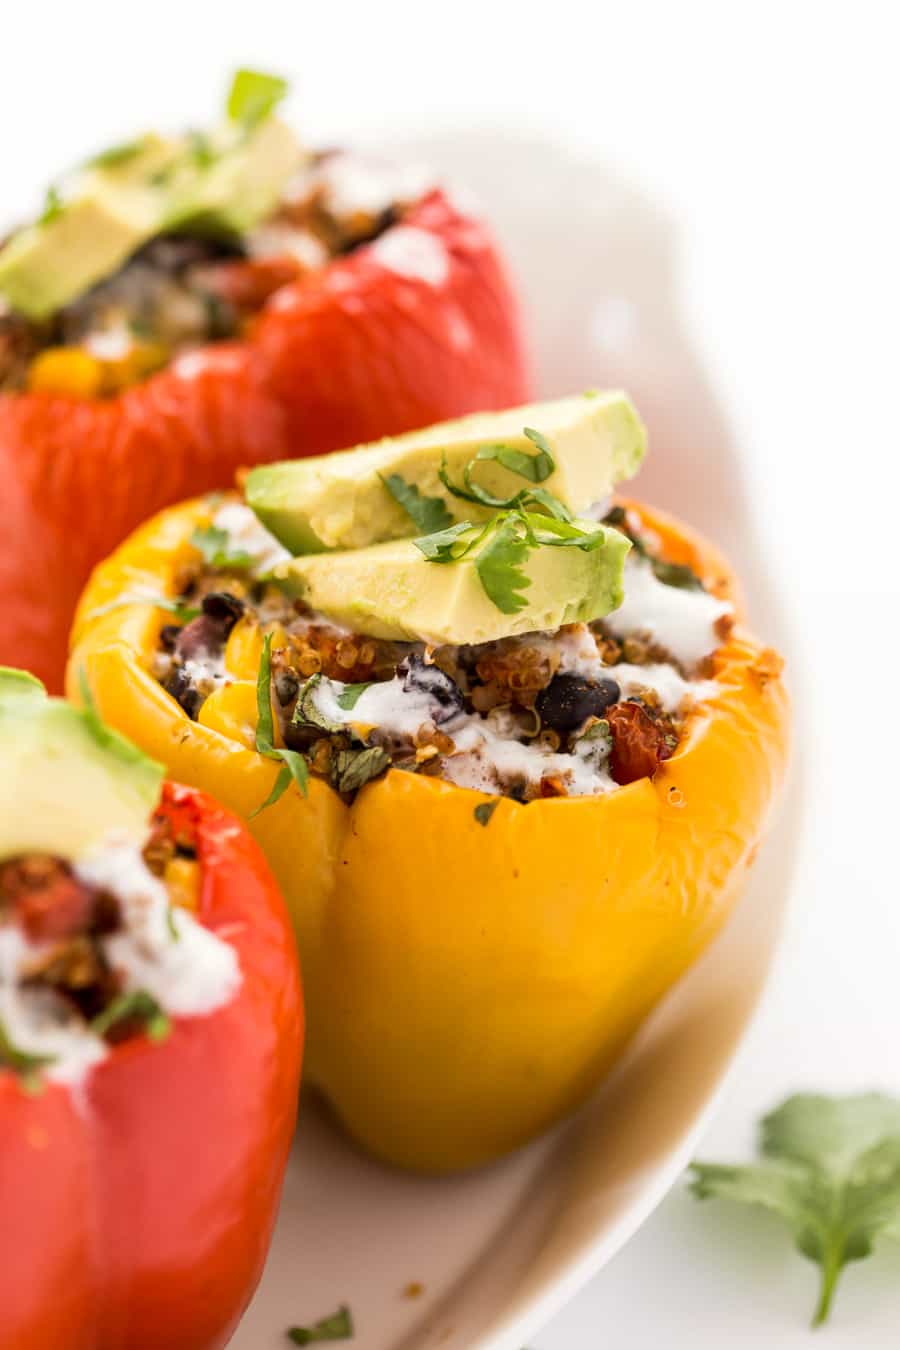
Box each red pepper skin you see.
[0,189,528,691]
[0,783,303,1350]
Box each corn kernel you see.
[27,347,104,399]
[164,857,201,912]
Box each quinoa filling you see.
[0,813,240,1086]
[150,502,734,803]
[0,151,431,396]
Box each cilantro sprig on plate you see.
[690,1092,900,1325]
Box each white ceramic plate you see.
[232,131,801,1350]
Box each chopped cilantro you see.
[474,800,500,826]
[474,514,532,614]
[0,1016,55,1090]
[227,68,289,131]
[251,634,309,814]
[85,139,145,169]
[190,525,254,571]
[292,674,344,735]
[690,1092,900,1325]
[287,1305,354,1343]
[331,745,391,794]
[38,185,64,227]
[90,990,170,1043]
[336,682,373,711]
[380,473,453,533]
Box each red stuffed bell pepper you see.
[0,668,302,1350]
[0,69,528,690]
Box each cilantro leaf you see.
[38,185,64,227]
[85,594,201,623]
[227,68,288,130]
[86,139,145,169]
[190,525,254,571]
[413,520,481,563]
[336,682,373,711]
[90,990,170,1043]
[251,634,309,814]
[287,1304,354,1343]
[474,515,532,614]
[380,473,453,533]
[0,1016,56,1090]
[292,674,344,735]
[474,800,500,826]
[472,426,555,483]
[331,745,391,794]
[690,1092,900,1326]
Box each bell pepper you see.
[68,495,789,1173]
[1,778,303,1348]
[1,188,528,692]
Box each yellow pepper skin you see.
[68,496,790,1172]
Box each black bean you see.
[165,666,203,720]
[159,623,182,652]
[399,653,464,724]
[172,615,220,661]
[201,591,244,631]
[536,673,621,734]
[275,671,300,706]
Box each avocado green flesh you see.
[246,390,647,555]
[275,525,630,646]
[0,670,163,863]
[0,119,302,320]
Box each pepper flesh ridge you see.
[0,783,303,1348]
[68,496,790,1172]
[1,189,528,692]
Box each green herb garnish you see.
[292,674,345,735]
[287,1304,354,1344]
[603,506,703,591]
[38,185,64,227]
[227,68,289,131]
[187,130,217,168]
[251,634,309,814]
[474,800,500,826]
[380,473,453,533]
[86,139,146,169]
[690,1092,900,1326]
[336,682,373,711]
[0,1016,55,1090]
[90,990,170,1043]
[85,594,201,623]
[437,425,571,519]
[190,525,254,571]
[473,513,532,614]
[331,745,391,794]
[413,510,609,615]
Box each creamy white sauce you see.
[371,227,450,287]
[213,501,291,575]
[309,153,436,218]
[246,222,328,269]
[0,928,107,1086]
[445,718,615,798]
[0,838,241,1088]
[604,557,732,670]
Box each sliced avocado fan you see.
[246,390,647,554]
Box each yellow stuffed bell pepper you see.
[68,492,789,1172]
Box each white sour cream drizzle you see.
[0,838,241,1087]
[604,556,732,670]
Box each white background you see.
[4,4,900,1345]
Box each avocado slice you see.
[245,391,646,555]
[0,669,163,862]
[0,119,302,320]
[0,137,180,321]
[274,521,630,646]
